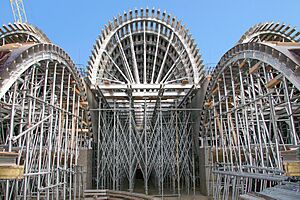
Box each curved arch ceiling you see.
[87,8,205,125]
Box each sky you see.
[1,0,299,68]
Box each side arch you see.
[0,42,92,198]
[238,22,300,43]
[204,42,300,198]
[0,23,50,45]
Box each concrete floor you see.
[132,178,209,200]
[155,194,209,200]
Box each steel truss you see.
[0,42,91,199]
[204,41,300,199]
[95,99,196,195]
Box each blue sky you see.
[1,0,299,68]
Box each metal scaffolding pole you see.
[0,43,92,199]
[94,105,196,194]
[205,56,300,199]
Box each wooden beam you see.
[181,79,189,85]
[239,59,247,69]
[284,161,300,177]
[0,165,24,179]
[249,62,261,74]
[75,88,81,94]
[204,101,213,108]
[271,41,300,46]
[266,77,281,89]
[212,86,219,95]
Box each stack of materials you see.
[0,152,24,179]
[281,148,300,177]
[239,182,300,200]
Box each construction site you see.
[0,1,299,199]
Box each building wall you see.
[78,149,93,190]
[190,77,210,195]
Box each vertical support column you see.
[144,98,149,195]
[116,109,120,190]
[216,81,226,166]
[63,74,71,199]
[74,96,80,200]
[24,65,36,200]
[222,73,234,169]
[113,100,116,190]
[129,97,133,192]
[175,101,181,197]
[47,63,57,200]
[160,97,164,198]
[268,91,282,170]
[69,83,76,200]
[230,65,252,167]
[56,66,65,199]
[192,116,196,198]
[37,62,49,199]
[16,75,28,197]
[5,82,18,200]
[97,98,102,189]
[283,77,297,144]
[143,20,147,84]
[249,67,265,168]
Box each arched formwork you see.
[0,41,92,199]
[0,23,50,46]
[203,41,300,199]
[86,8,206,195]
[238,22,300,43]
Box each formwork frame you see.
[87,8,205,196]
[0,44,91,199]
[238,22,300,43]
[204,43,300,199]
[0,23,50,46]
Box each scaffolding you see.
[204,42,300,199]
[0,41,91,199]
[1,15,300,200]
[86,8,205,196]
[94,98,198,195]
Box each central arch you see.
[86,8,206,195]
